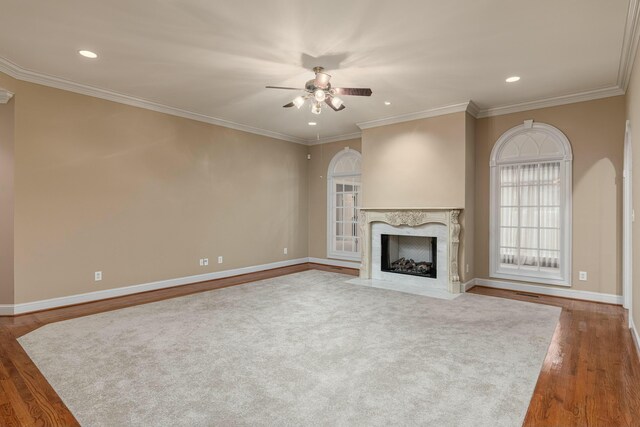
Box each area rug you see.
[19,270,560,426]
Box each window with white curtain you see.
[327,148,361,261]
[490,121,572,286]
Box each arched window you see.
[327,148,362,261]
[490,121,572,286]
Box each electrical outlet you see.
[218,256,223,264]
[203,258,209,266]
[199,259,203,266]
[579,271,587,281]
[284,247,288,255]
[94,271,102,281]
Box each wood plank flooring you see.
[468,286,640,427]
[0,266,638,426]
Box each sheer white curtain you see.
[499,161,561,271]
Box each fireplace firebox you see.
[381,234,437,279]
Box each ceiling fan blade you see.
[333,87,373,96]
[325,98,346,111]
[283,102,295,108]
[265,86,304,91]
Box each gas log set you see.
[389,257,433,275]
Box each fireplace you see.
[358,209,462,294]
[381,234,437,278]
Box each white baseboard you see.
[462,279,477,291]
[474,278,623,305]
[631,312,640,359]
[0,257,362,316]
[2,262,622,316]
[308,257,361,269]
[2,258,309,316]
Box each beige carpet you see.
[19,270,560,426]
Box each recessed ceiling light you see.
[506,76,520,83]
[308,122,317,126]
[78,50,98,59]
[384,101,392,105]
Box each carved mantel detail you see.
[384,210,432,227]
[449,210,461,284]
[359,208,462,294]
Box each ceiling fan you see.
[266,66,372,114]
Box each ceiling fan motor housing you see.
[306,79,331,92]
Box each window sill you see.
[490,271,570,287]
[327,251,361,262]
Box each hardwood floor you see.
[469,286,640,427]
[0,266,638,426]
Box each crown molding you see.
[465,101,480,118]
[307,132,362,145]
[618,0,640,91]
[475,86,625,118]
[356,102,472,130]
[0,88,13,104]
[0,57,308,145]
[0,49,628,143]
[350,85,625,132]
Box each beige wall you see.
[0,68,627,304]
[626,50,640,332]
[0,96,14,304]
[1,73,309,304]
[307,139,361,260]
[361,112,467,209]
[475,96,626,295]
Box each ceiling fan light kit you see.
[266,66,372,115]
[330,96,344,109]
[314,89,326,102]
[292,96,305,109]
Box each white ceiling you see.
[0,0,633,142]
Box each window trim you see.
[327,148,362,262]
[489,122,572,286]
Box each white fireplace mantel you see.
[358,208,462,293]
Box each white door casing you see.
[623,120,633,313]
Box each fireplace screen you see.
[381,234,437,278]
